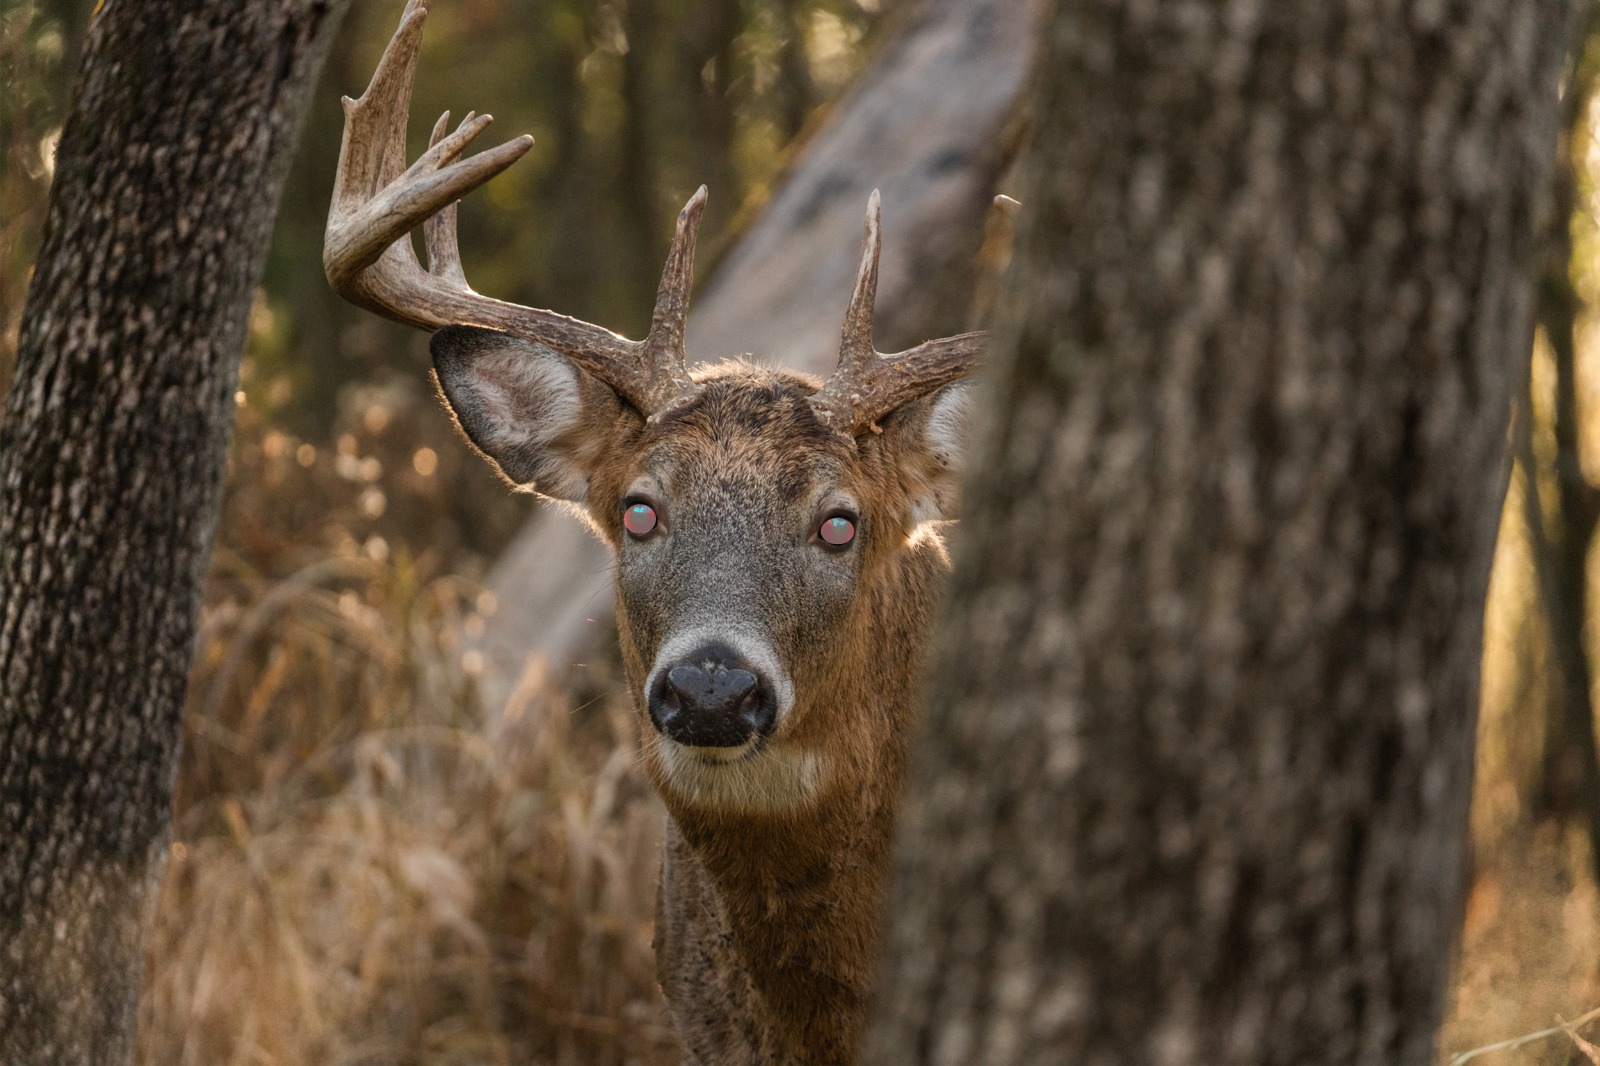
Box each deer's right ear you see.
[431,325,630,503]
[878,379,975,525]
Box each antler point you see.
[680,186,709,224]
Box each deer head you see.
[328,4,988,1057]
[325,0,984,821]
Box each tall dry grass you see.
[1441,358,1600,1063]
[136,379,677,1065]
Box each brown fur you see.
[602,366,951,1064]
[433,342,963,1064]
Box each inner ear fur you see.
[431,325,634,503]
[876,380,973,524]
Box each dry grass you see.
[1445,821,1600,1066]
[1441,460,1600,1064]
[135,391,677,1066]
[138,550,675,1065]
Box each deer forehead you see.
[610,367,878,512]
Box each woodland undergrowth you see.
[135,374,676,1066]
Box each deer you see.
[324,3,983,1061]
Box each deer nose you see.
[649,646,776,748]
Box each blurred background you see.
[2,0,1598,1061]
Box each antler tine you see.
[423,110,469,289]
[325,0,710,418]
[324,0,534,306]
[812,191,985,434]
[809,191,881,430]
[639,187,708,419]
[840,188,882,370]
[328,0,424,222]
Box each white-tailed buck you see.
[326,3,982,1061]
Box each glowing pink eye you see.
[624,502,657,536]
[819,516,855,547]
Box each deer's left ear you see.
[882,380,974,524]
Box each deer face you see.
[613,378,859,755]
[323,23,981,812]
[432,332,970,813]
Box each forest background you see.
[1,0,1597,1061]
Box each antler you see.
[325,0,700,419]
[810,190,986,435]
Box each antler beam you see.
[324,0,700,419]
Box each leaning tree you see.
[0,2,346,1060]
[870,0,1573,1062]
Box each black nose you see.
[648,643,777,748]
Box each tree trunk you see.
[621,0,667,309]
[1524,9,1600,887]
[774,0,817,143]
[0,1,345,1060]
[678,0,742,239]
[869,1,1571,1062]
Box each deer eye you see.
[623,502,658,537]
[818,515,855,548]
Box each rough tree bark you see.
[869,2,1571,1063]
[0,1,345,1060]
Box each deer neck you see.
[652,676,926,1059]
[656,725,909,1065]
[647,536,948,1062]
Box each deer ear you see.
[431,325,628,502]
[884,380,974,524]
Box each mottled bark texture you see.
[869,2,1571,1063]
[0,1,344,1060]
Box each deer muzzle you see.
[648,643,778,749]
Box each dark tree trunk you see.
[774,0,816,142]
[0,1,345,1060]
[622,0,667,308]
[1523,10,1600,888]
[869,1,1571,1063]
[678,0,742,237]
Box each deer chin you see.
[679,738,761,764]
[648,733,828,815]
